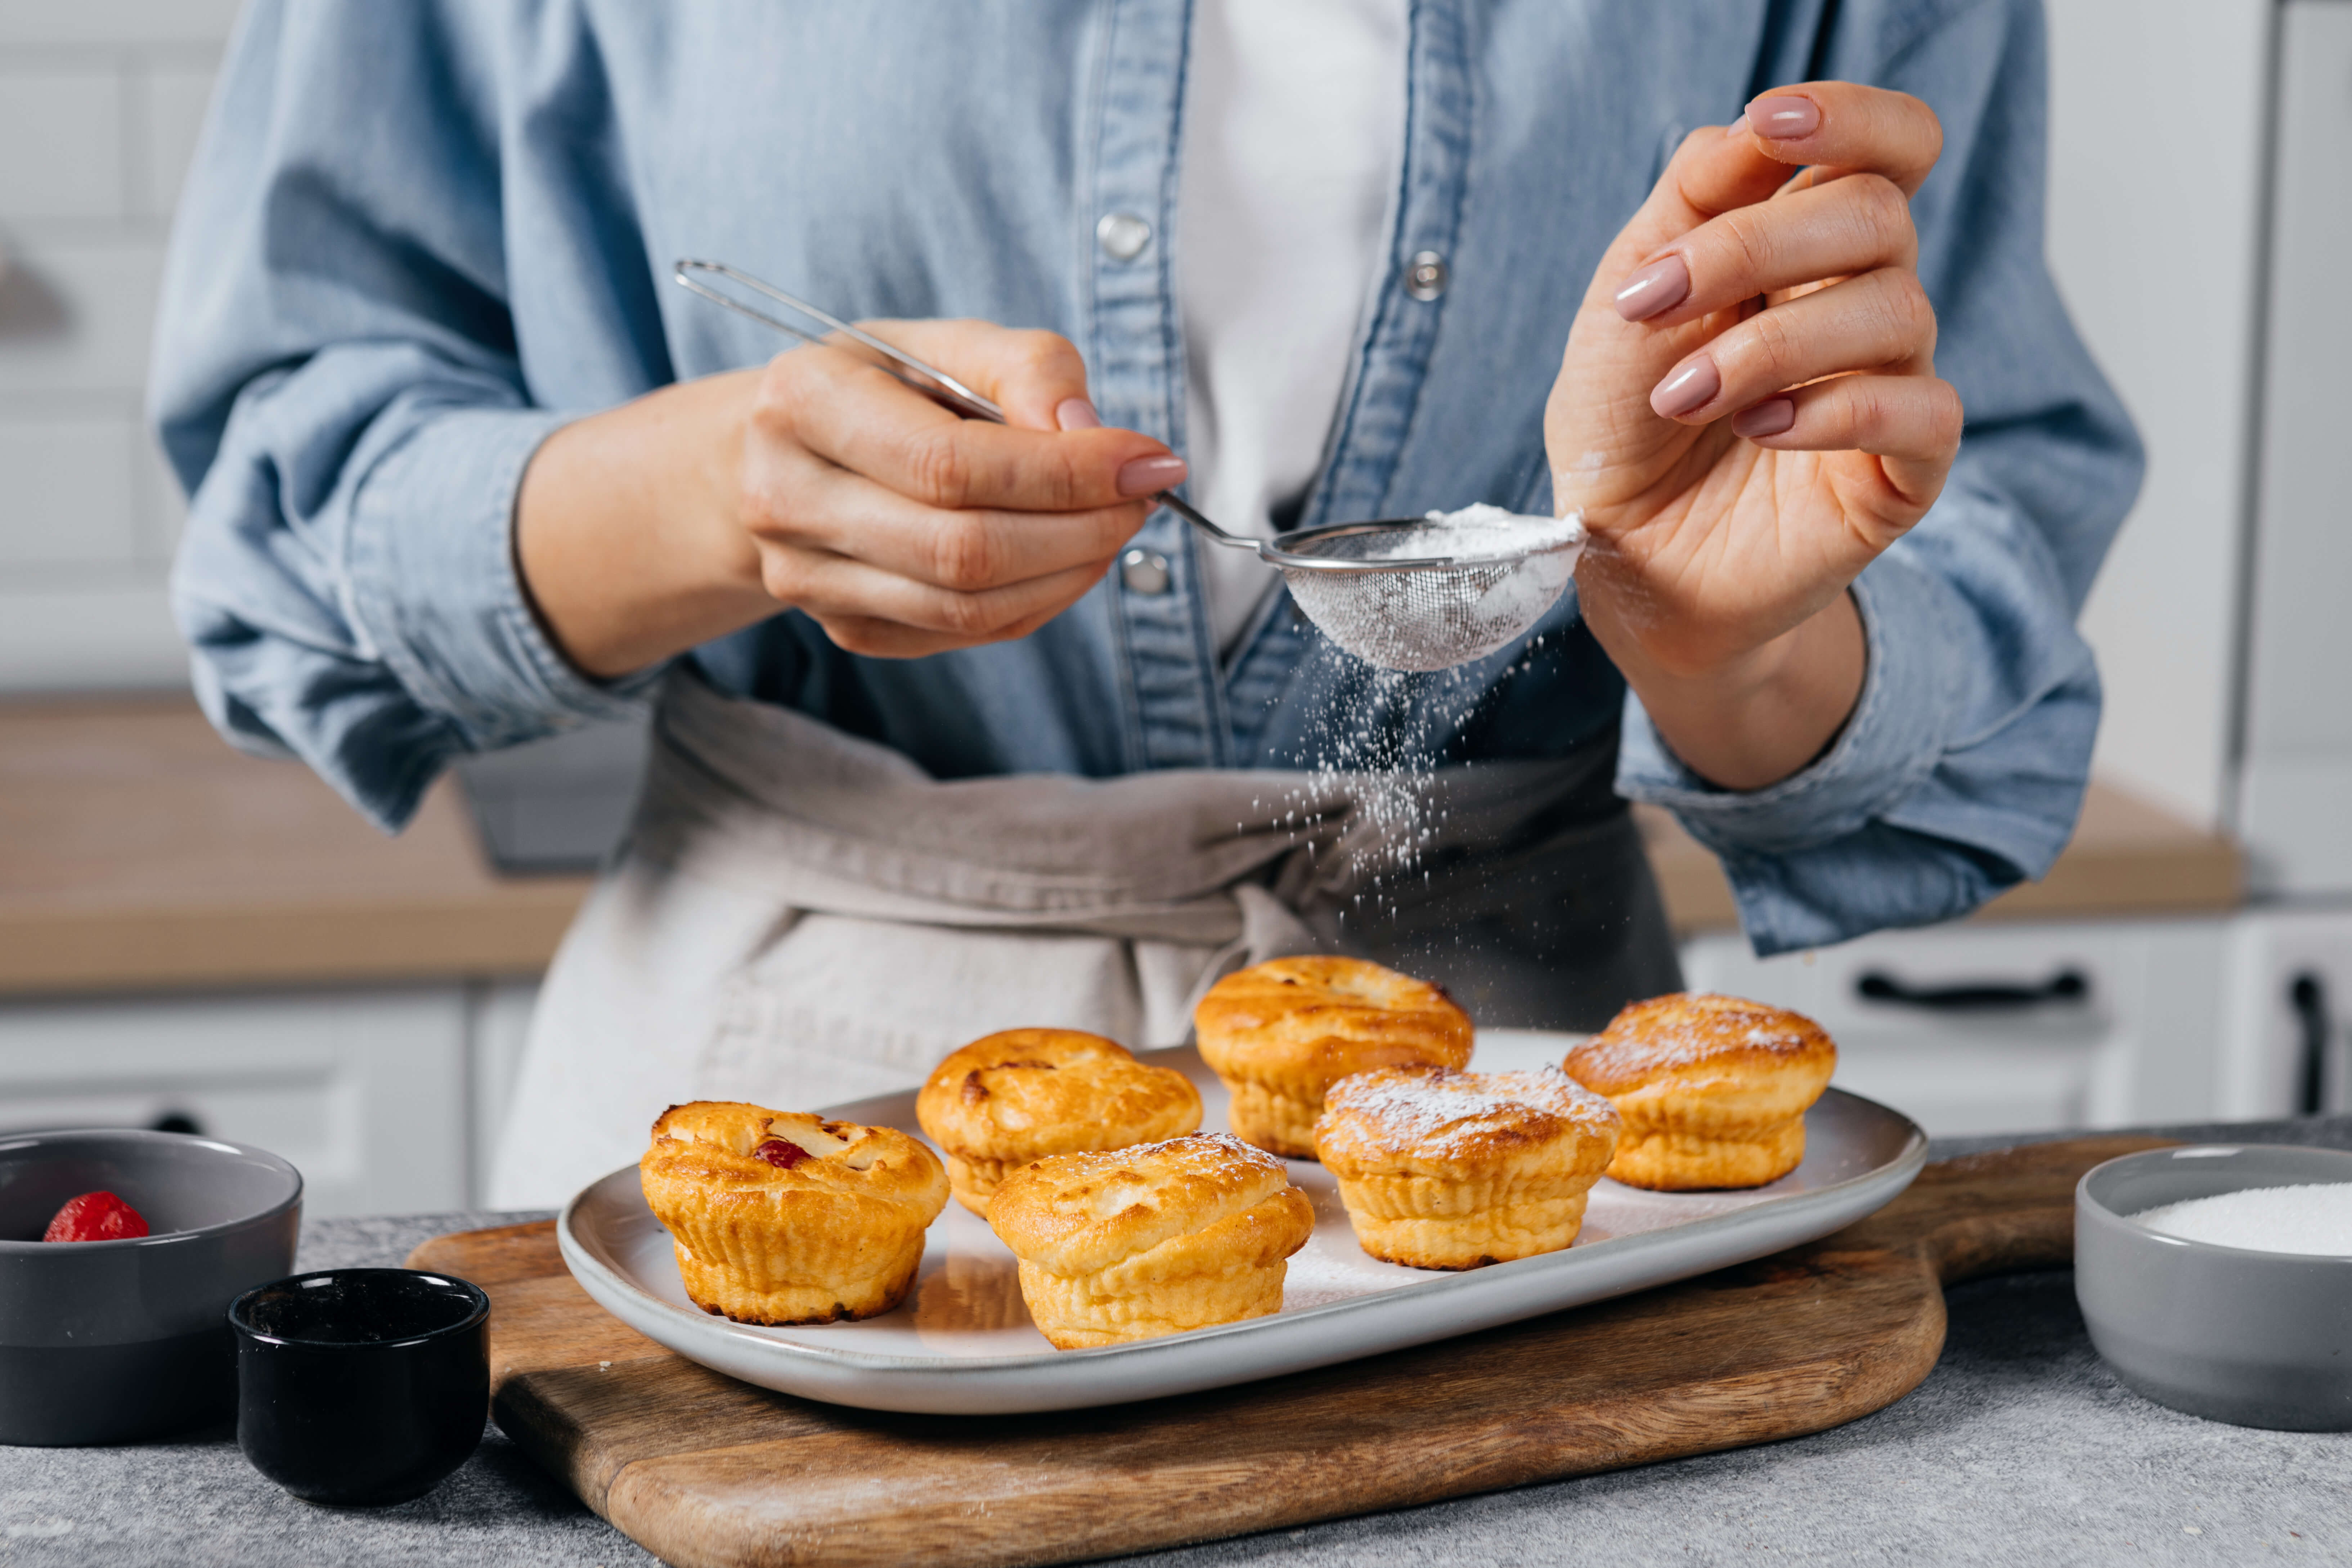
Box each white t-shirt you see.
[1176,0,1410,653]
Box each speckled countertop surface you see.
[3,1119,2347,1568]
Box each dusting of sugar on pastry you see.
[1324,1066,1617,1158]
[1568,993,1828,1087]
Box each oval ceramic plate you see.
[560,1031,1926,1414]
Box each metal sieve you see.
[675,260,1585,670]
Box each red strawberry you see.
[42,1191,151,1243]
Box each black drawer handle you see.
[1855,969,2090,1012]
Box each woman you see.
[153,1,2138,1205]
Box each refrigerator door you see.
[2239,0,2352,894]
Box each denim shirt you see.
[152,0,2141,956]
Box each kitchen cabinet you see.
[2218,908,2352,1118]
[1681,917,2232,1137]
[0,985,477,1217]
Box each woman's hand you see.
[517,322,1185,677]
[1547,83,1960,789]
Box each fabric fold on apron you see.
[489,669,1679,1206]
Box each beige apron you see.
[488,669,1679,1205]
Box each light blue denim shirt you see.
[152,0,2140,956]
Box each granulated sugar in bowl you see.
[2130,1181,2352,1255]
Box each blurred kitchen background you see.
[2,1,2347,1215]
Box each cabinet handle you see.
[1854,969,2090,1012]
[2290,973,2330,1116]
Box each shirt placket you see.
[1086,0,1233,772]
[1226,0,1476,760]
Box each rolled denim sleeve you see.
[1617,0,2143,953]
[152,1,661,832]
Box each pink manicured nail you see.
[1650,358,1721,419]
[1614,254,1690,322]
[1724,113,1750,139]
[1732,398,1797,439]
[1747,95,1820,139]
[1117,454,1188,498]
[1055,397,1102,431]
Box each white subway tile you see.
[0,0,243,47]
[0,577,186,692]
[0,413,141,567]
[133,61,215,217]
[0,236,164,392]
[0,68,126,221]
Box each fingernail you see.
[1724,112,1750,139]
[1651,357,1722,419]
[1117,454,1188,498]
[1055,396,1101,431]
[1614,254,1690,322]
[1747,94,1820,140]
[1732,397,1797,439]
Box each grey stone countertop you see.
[4,1118,2349,1568]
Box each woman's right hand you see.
[516,320,1185,677]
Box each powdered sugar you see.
[1324,1066,1620,1158]
[1279,504,1585,672]
[1568,993,1825,1087]
[1368,504,1586,565]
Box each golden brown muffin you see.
[1562,993,1838,1190]
[987,1132,1316,1349]
[1314,1065,1621,1268]
[639,1101,948,1325]
[1193,956,1473,1158]
[915,1029,1203,1217]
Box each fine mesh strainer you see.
[675,260,1585,670]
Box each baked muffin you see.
[915,1029,1202,1217]
[639,1101,949,1324]
[1314,1065,1621,1269]
[1562,993,1837,1190]
[987,1132,1316,1349]
[1193,956,1473,1158]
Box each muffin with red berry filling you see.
[639,1101,948,1324]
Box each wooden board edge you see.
[407,1218,561,1285]
[591,1273,1948,1568]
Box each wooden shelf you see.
[1637,782,2244,937]
[0,697,589,997]
[0,697,2245,997]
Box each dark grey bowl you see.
[0,1129,302,1445]
[2077,1143,2352,1430]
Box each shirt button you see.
[1097,212,1154,262]
[1120,548,1171,595]
[1406,250,1448,301]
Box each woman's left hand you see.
[1547,83,1960,789]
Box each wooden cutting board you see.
[409,1135,2167,1568]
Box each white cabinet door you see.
[2219,909,2352,1118]
[1681,919,2229,1137]
[0,987,469,1217]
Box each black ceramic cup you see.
[229,1268,490,1505]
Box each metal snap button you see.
[1406,250,1448,301]
[1097,212,1154,262]
[1120,548,1172,595]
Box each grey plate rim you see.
[558,1047,1926,1413]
